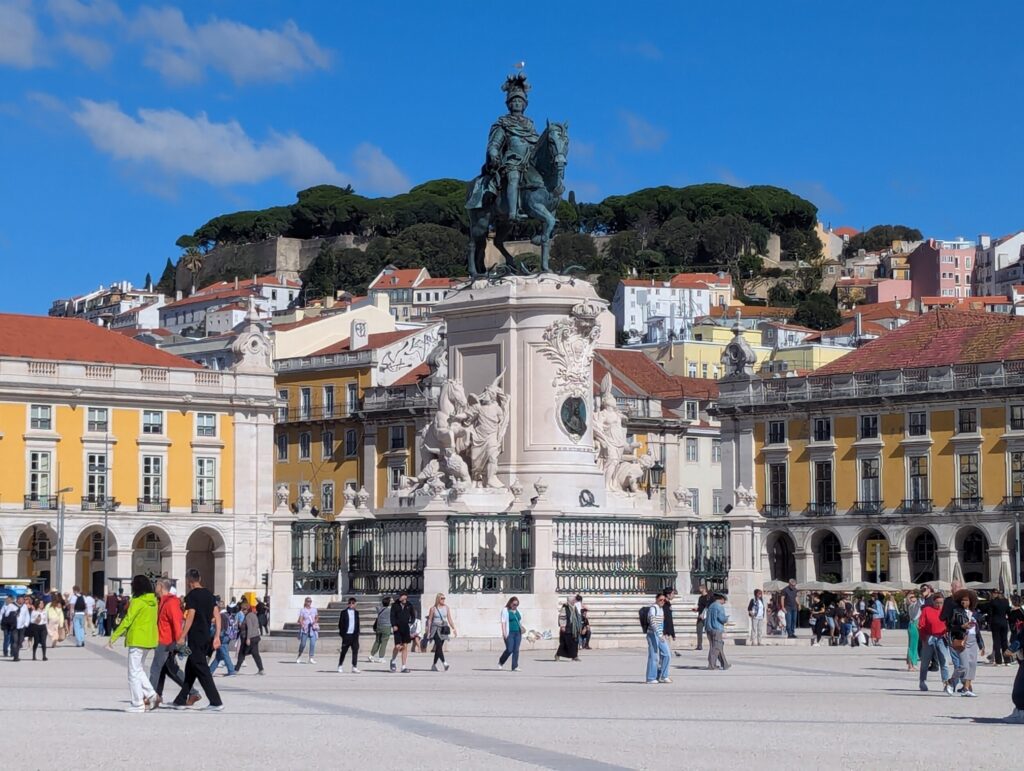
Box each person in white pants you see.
[108,575,160,712]
[748,589,766,646]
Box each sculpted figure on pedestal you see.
[462,374,511,489]
[593,374,648,493]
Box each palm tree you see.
[181,247,205,294]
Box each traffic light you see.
[261,571,269,589]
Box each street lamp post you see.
[646,460,665,501]
[1016,510,1022,596]
[54,486,74,592]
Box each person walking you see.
[983,589,1011,667]
[1005,594,1024,722]
[104,590,119,636]
[368,596,392,663]
[884,593,899,630]
[12,594,31,662]
[69,586,87,647]
[389,591,416,673]
[84,592,96,637]
[498,597,523,671]
[809,593,827,647]
[150,579,200,706]
[949,589,984,697]
[918,592,954,694]
[425,593,456,672]
[644,592,671,684]
[256,597,270,637]
[662,587,677,656]
[1,595,17,657]
[905,590,921,671]
[295,597,319,665]
[29,599,48,661]
[555,598,582,662]
[208,600,236,677]
[337,597,361,674]
[235,601,265,675]
[705,592,731,670]
[45,595,64,648]
[170,569,224,712]
[107,575,159,712]
[870,593,884,646]
[694,584,712,650]
[782,579,799,639]
[94,594,106,637]
[748,589,766,646]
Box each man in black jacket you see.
[337,597,361,674]
[389,592,416,673]
[662,587,678,656]
[983,589,1011,666]
[694,585,712,650]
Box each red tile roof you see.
[198,276,300,292]
[162,286,259,310]
[368,268,424,290]
[310,328,420,356]
[392,363,431,386]
[805,319,890,341]
[813,309,1024,376]
[417,277,460,289]
[621,272,732,290]
[840,300,918,322]
[670,375,719,399]
[833,226,859,238]
[594,349,681,398]
[709,305,793,319]
[0,314,201,369]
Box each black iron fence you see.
[448,513,533,594]
[347,518,425,595]
[554,517,676,594]
[292,521,342,594]
[692,522,730,594]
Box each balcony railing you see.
[805,501,836,517]
[900,498,933,514]
[1002,495,1024,511]
[192,499,223,514]
[137,497,170,513]
[277,405,351,423]
[1011,418,1024,431]
[950,496,982,512]
[360,387,438,414]
[24,495,57,510]
[761,503,790,518]
[81,496,119,511]
[853,500,885,515]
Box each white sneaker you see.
[961,690,977,697]
[366,656,375,663]
[511,667,520,672]
[658,678,672,684]
[351,667,361,673]
[498,661,505,670]
[125,704,146,713]
[443,662,450,671]
[309,658,317,664]
[295,658,302,664]
[944,684,955,696]
[337,666,344,673]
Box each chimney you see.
[979,234,991,250]
[855,312,863,339]
[175,290,183,301]
[234,276,239,290]
[350,318,369,351]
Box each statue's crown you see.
[502,72,530,102]
[571,299,602,321]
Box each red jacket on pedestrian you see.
[157,593,184,646]
[917,603,946,638]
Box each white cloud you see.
[352,142,410,196]
[46,0,123,26]
[132,6,331,85]
[620,110,668,151]
[71,99,347,189]
[61,32,112,68]
[0,0,46,69]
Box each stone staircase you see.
[273,596,421,638]
[570,594,702,642]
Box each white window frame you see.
[141,455,163,502]
[86,452,109,502]
[195,457,217,502]
[321,482,335,514]
[142,410,164,435]
[685,437,698,462]
[87,406,109,433]
[29,404,52,431]
[196,412,217,438]
[28,450,52,499]
[298,432,312,460]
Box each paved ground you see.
[2,632,1020,770]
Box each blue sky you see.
[2,1,1023,314]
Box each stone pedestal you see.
[268,508,296,630]
[421,505,451,602]
[724,496,761,634]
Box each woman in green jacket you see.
[108,575,159,712]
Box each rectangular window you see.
[142,455,163,501]
[323,386,335,418]
[29,404,52,430]
[859,414,878,439]
[909,456,929,500]
[813,417,832,442]
[142,410,163,435]
[29,451,52,498]
[322,430,334,459]
[957,408,977,434]
[321,482,335,514]
[1013,452,1024,497]
[345,429,358,457]
[299,432,311,460]
[685,437,698,462]
[1011,405,1024,431]
[346,383,358,409]
[197,413,216,437]
[711,439,721,463]
[768,463,787,505]
[389,465,404,492]
[390,425,406,450]
[276,433,288,461]
[195,457,216,502]
[701,363,709,378]
[958,453,979,498]
[86,453,108,501]
[908,411,927,437]
[712,489,722,515]
[767,420,786,445]
[685,401,698,421]
[814,460,833,503]
[689,488,700,516]
[861,458,880,502]
[300,388,312,419]
[87,406,108,432]
[277,389,288,422]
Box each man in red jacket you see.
[149,579,200,707]
[918,592,954,694]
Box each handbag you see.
[951,637,966,653]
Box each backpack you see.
[226,613,239,642]
[75,594,86,613]
[639,606,651,632]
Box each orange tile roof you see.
[621,272,731,290]
[594,349,681,398]
[162,286,259,310]
[368,269,424,290]
[392,363,431,386]
[0,314,201,369]
[833,226,859,238]
[814,309,1024,376]
[921,296,1010,308]
[198,276,300,292]
[840,300,918,322]
[709,305,793,319]
[670,375,719,399]
[310,328,420,356]
[805,319,890,341]
[417,277,460,289]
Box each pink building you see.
[907,237,975,299]
[867,278,912,303]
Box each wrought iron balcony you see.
[81,496,119,511]
[900,498,933,514]
[853,500,885,515]
[276,405,352,423]
[950,496,982,512]
[137,497,170,513]
[761,503,790,518]
[1001,495,1024,511]
[806,502,837,517]
[23,494,57,510]
[1011,418,1024,431]
[191,499,223,514]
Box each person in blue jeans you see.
[208,602,236,676]
[498,597,523,671]
[645,592,671,684]
[782,579,799,639]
